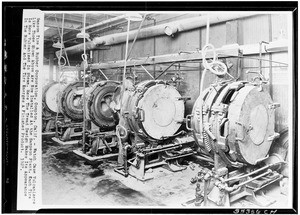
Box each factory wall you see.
[92,14,289,132]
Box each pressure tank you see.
[191,81,279,165]
[59,81,90,121]
[124,80,185,141]
[42,81,67,115]
[85,80,120,130]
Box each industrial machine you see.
[79,80,120,157]
[185,80,284,206]
[112,79,196,181]
[54,81,90,142]
[42,81,66,133]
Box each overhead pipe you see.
[63,20,127,44]
[88,44,240,70]
[86,39,288,70]
[240,39,288,55]
[56,13,256,57]
[81,14,126,31]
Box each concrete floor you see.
[42,135,289,208]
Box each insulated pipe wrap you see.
[57,13,255,57]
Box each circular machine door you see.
[43,82,67,114]
[86,81,120,130]
[136,82,185,140]
[227,85,276,165]
[60,81,90,121]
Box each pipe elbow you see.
[124,145,131,151]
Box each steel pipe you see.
[82,15,126,31]
[88,44,240,70]
[56,13,255,57]
[83,39,288,71]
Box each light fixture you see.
[76,30,91,41]
[52,40,64,49]
[125,13,143,22]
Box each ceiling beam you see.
[81,14,126,31]
[44,19,82,31]
[87,21,126,36]
[61,17,127,44]
[45,13,96,25]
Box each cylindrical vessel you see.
[59,81,90,121]
[124,80,185,141]
[42,81,67,115]
[191,81,278,165]
[85,80,120,130]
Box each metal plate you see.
[139,84,184,140]
[228,85,275,165]
[249,104,269,145]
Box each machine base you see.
[73,149,118,163]
[114,166,154,181]
[245,190,276,207]
[42,131,56,136]
[163,162,187,172]
[55,122,83,142]
[181,198,196,207]
[115,135,196,181]
[126,159,189,182]
[52,137,79,145]
[43,118,58,133]
[185,161,284,207]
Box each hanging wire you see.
[123,18,131,83]
[126,14,147,61]
[58,14,64,67]
[198,14,229,140]
[82,13,87,152]
[54,16,70,67]
[205,15,210,45]
[219,54,288,66]
[55,13,66,129]
[54,15,78,79]
[99,69,109,80]
[197,15,211,139]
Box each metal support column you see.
[49,52,54,81]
